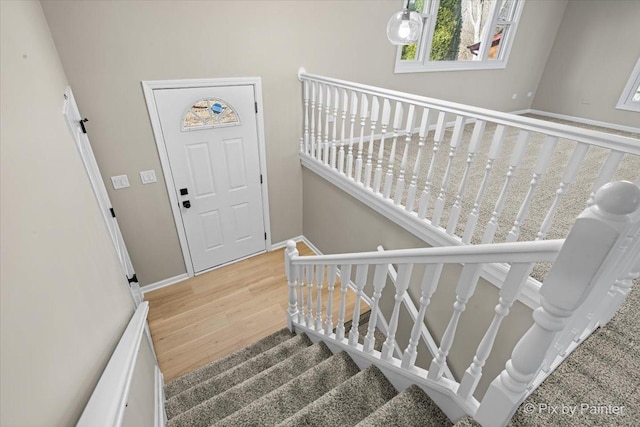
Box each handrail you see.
[290,239,564,265]
[76,302,149,427]
[298,68,640,154]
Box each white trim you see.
[616,57,640,113]
[516,109,640,134]
[154,366,166,427]
[141,273,189,294]
[141,77,272,279]
[77,302,150,427]
[302,155,543,309]
[270,235,306,251]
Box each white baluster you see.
[482,129,530,244]
[323,86,331,165]
[587,150,624,206]
[506,136,558,242]
[315,84,323,161]
[374,99,392,194]
[432,115,467,228]
[348,264,369,346]
[305,264,314,327]
[394,105,415,205]
[405,108,430,212]
[303,81,309,155]
[446,120,486,235]
[401,263,443,369]
[338,89,348,174]
[364,97,380,189]
[285,240,299,331]
[536,143,589,240]
[315,264,324,331]
[346,91,358,179]
[355,94,369,184]
[330,87,339,169]
[428,263,482,380]
[383,102,404,199]
[325,265,338,336]
[382,264,414,360]
[297,265,305,324]
[364,263,388,353]
[457,263,531,400]
[309,82,317,158]
[476,181,640,427]
[462,125,506,243]
[335,264,352,341]
[418,111,447,219]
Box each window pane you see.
[401,43,418,61]
[431,0,493,62]
[497,0,516,21]
[488,25,507,60]
[633,87,640,102]
[182,98,239,130]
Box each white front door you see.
[154,85,266,273]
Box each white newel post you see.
[475,181,640,427]
[285,240,299,332]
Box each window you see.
[395,0,525,73]
[616,58,640,113]
[182,98,240,130]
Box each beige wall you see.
[533,0,640,127]
[303,170,533,399]
[0,1,151,425]
[40,0,566,285]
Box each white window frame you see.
[616,57,640,113]
[395,0,525,74]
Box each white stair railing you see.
[285,181,640,425]
[298,69,640,307]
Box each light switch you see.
[140,169,157,184]
[111,175,130,190]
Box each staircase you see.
[164,318,474,427]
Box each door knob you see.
[182,200,191,209]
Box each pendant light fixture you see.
[386,0,423,45]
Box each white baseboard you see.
[270,235,323,256]
[513,108,640,134]
[141,273,189,295]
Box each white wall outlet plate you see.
[111,175,130,189]
[140,169,157,184]
[511,93,518,100]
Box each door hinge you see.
[260,174,263,184]
[79,118,89,134]
[255,102,258,114]
[110,207,116,218]
[127,273,138,284]
[264,232,267,240]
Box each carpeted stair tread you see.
[355,385,452,427]
[167,341,333,427]
[213,351,360,427]
[164,327,294,398]
[166,333,311,418]
[278,365,398,427]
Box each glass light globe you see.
[387,9,422,45]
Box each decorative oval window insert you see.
[182,98,240,130]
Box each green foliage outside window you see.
[400,0,425,61]
[430,0,462,61]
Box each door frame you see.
[141,77,272,278]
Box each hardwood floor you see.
[145,243,361,382]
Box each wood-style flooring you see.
[145,243,361,382]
